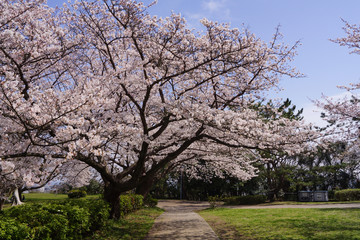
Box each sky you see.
[49,0,360,126]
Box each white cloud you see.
[302,91,353,127]
[182,0,231,29]
[203,0,223,12]
[201,0,230,18]
[186,12,204,21]
[322,91,353,102]
[302,103,327,127]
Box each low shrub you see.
[119,195,133,216]
[334,189,360,201]
[224,195,266,205]
[83,199,110,231]
[132,194,144,210]
[144,196,158,207]
[1,195,147,239]
[67,189,87,199]
[58,199,110,234]
[208,196,223,208]
[4,203,70,240]
[328,190,336,201]
[0,217,31,240]
[56,204,90,239]
[119,194,144,217]
[2,199,110,240]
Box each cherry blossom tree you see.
[0,161,21,210]
[0,0,318,218]
[0,0,91,207]
[317,20,360,143]
[0,159,46,208]
[0,157,92,210]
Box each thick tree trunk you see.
[266,163,275,202]
[11,188,23,206]
[18,188,25,202]
[0,198,5,211]
[103,183,122,219]
[135,176,156,198]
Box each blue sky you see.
[49,0,360,126]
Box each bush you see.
[4,203,69,240]
[58,199,110,234]
[84,179,104,195]
[0,217,31,240]
[328,190,336,201]
[132,194,144,210]
[224,195,266,205]
[2,199,110,240]
[208,196,223,208]
[144,196,158,207]
[334,189,360,201]
[67,190,87,199]
[119,194,144,217]
[55,204,90,239]
[83,199,110,231]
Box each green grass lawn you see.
[2,192,101,209]
[23,192,101,202]
[259,200,360,205]
[199,208,360,240]
[89,207,164,240]
[23,192,68,202]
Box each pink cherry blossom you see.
[317,19,360,144]
[0,0,318,218]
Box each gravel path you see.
[145,200,219,240]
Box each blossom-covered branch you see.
[0,0,318,218]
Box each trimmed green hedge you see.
[0,218,31,240]
[0,194,146,239]
[119,194,144,217]
[334,189,360,201]
[0,199,110,240]
[67,189,87,199]
[224,195,267,205]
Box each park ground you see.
[200,206,360,239]
[4,193,360,239]
[152,200,360,240]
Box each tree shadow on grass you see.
[285,208,360,240]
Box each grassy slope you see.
[200,208,360,240]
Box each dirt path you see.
[145,200,219,240]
